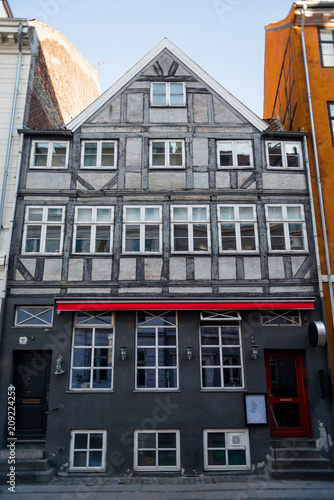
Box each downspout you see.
[301,10,334,344]
[0,22,23,238]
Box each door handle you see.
[268,388,272,397]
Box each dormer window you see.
[151,83,185,106]
[31,141,69,169]
[266,141,302,169]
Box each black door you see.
[14,351,51,440]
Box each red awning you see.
[56,299,315,312]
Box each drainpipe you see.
[0,22,23,238]
[301,9,334,349]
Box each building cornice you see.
[0,19,29,49]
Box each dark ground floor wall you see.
[0,297,333,475]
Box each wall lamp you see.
[120,347,128,361]
[251,337,259,360]
[186,346,193,361]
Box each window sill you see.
[29,167,68,170]
[80,167,117,170]
[149,166,185,170]
[134,389,181,393]
[200,388,246,392]
[66,390,114,393]
[266,167,304,171]
[217,166,254,170]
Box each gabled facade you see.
[0,39,332,477]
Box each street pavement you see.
[1,474,334,500]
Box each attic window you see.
[151,83,185,106]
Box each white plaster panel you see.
[119,287,162,294]
[125,173,141,190]
[128,82,150,89]
[170,257,187,280]
[20,258,36,277]
[145,258,163,280]
[193,94,208,123]
[149,108,188,123]
[127,93,143,123]
[169,287,212,294]
[194,173,209,189]
[78,172,117,191]
[68,259,84,281]
[15,270,24,281]
[270,286,315,293]
[219,257,236,280]
[219,287,263,293]
[193,138,208,166]
[26,173,71,190]
[149,172,185,190]
[126,137,142,166]
[119,258,136,280]
[238,171,256,189]
[262,173,307,190]
[213,97,244,124]
[291,256,307,277]
[216,171,230,189]
[43,259,62,281]
[92,259,112,281]
[91,96,121,123]
[11,288,61,295]
[194,257,211,280]
[268,257,285,279]
[244,257,261,280]
[67,288,110,294]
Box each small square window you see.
[151,83,185,106]
[204,429,250,471]
[69,430,107,472]
[134,430,180,471]
[261,310,301,326]
[81,141,117,169]
[30,141,69,169]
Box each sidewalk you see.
[1,474,334,499]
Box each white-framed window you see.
[319,28,334,67]
[30,140,69,169]
[123,206,162,254]
[218,205,258,253]
[261,310,301,326]
[69,430,107,472]
[136,311,178,390]
[328,102,334,144]
[134,430,180,471]
[70,311,114,391]
[265,205,308,252]
[200,320,244,389]
[217,141,253,168]
[81,141,117,169]
[15,306,53,327]
[151,82,185,106]
[73,207,114,254]
[266,141,302,169]
[22,206,65,254]
[171,205,210,253]
[150,140,185,168]
[203,429,250,471]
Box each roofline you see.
[66,38,268,133]
[2,0,13,17]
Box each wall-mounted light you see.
[55,355,64,375]
[186,346,193,361]
[251,337,259,360]
[19,336,35,345]
[120,347,128,361]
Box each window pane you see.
[169,141,183,166]
[221,327,240,345]
[25,226,41,252]
[219,142,233,167]
[47,208,63,222]
[158,328,176,346]
[174,224,188,251]
[144,225,160,252]
[137,328,156,346]
[101,142,115,167]
[240,224,255,250]
[73,451,87,467]
[158,368,177,388]
[92,369,112,388]
[236,142,251,166]
[152,83,166,106]
[222,347,241,365]
[125,225,140,252]
[90,433,103,449]
[137,369,156,388]
[208,432,225,448]
[152,142,165,166]
[125,207,140,222]
[201,327,219,345]
[74,433,88,449]
[89,451,102,467]
[228,450,246,466]
[97,208,112,222]
[287,206,302,220]
[145,207,160,222]
[73,348,92,367]
[51,143,67,167]
[71,369,90,388]
[220,207,235,220]
[27,208,43,222]
[138,433,156,448]
[94,348,112,367]
[208,449,226,465]
[223,367,242,387]
[192,207,207,221]
[75,226,91,253]
[77,208,92,222]
[320,29,333,41]
[221,224,236,251]
[33,142,48,166]
[95,226,110,253]
[173,207,188,221]
[285,144,300,168]
[202,367,221,387]
[74,328,93,346]
[267,206,282,220]
[268,142,283,167]
[95,329,113,346]
[16,307,52,326]
[289,223,304,249]
[323,54,334,66]
[239,206,254,220]
[269,223,285,250]
[158,348,176,366]
[158,450,176,466]
[138,450,156,466]
[193,224,208,251]
[45,226,61,252]
[84,143,97,167]
[137,348,155,366]
[202,347,220,365]
[170,83,184,106]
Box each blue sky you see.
[11,0,294,116]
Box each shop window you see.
[134,430,180,471]
[69,430,107,472]
[203,429,250,470]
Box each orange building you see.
[264,1,334,398]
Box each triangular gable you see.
[66,38,268,132]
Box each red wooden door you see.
[265,351,311,437]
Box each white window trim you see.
[265,141,303,170]
[70,312,114,391]
[69,430,107,472]
[217,140,253,169]
[14,306,53,327]
[135,311,179,391]
[199,321,244,390]
[30,140,69,169]
[134,430,181,471]
[171,205,211,254]
[150,82,186,107]
[81,140,117,169]
[22,206,65,255]
[122,205,162,254]
[149,140,185,169]
[261,310,302,326]
[203,429,251,471]
[319,28,334,67]
[265,204,308,253]
[73,206,114,254]
[217,204,259,254]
